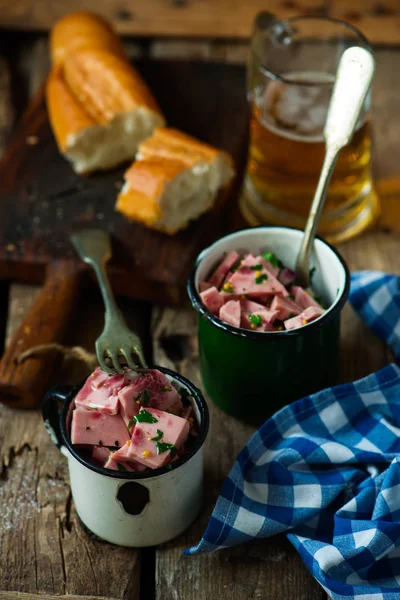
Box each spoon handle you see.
[324,47,375,151]
[296,47,375,287]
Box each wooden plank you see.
[150,40,248,64]
[0,594,119,600]
[0,56,13,158]
[0,0,399,43]
[152,308,326,600]
[0,284,146,598]
[0,54,13,353]
[371,49,400,232]
[331,0,400,46]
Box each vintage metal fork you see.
[71,229,148,374]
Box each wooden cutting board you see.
[0,59,248,408]
[0,59,248,302]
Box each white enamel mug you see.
[42,367,209,547]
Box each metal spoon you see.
[71,229,148,374]
[296,46,375,287]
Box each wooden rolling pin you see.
[0,260,81,408]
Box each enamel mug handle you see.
[42,386,72,456]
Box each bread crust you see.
[46,66,94,152]
[63,49,163,124]
[50,11,126,65]
[138,127,222,166]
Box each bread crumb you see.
[26,135,39,145]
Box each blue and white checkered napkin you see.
[186,272,400,600]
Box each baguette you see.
[46,12,165,174]
[116,127,235,234]
[50,11,127,66]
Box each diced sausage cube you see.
[292,286,322,310]
[278,267,296,287]
[240,299,266,314]
[208,251,239,288]
[200,286,224,315]
[270,295,303,321]
[118,369,182,431]
[118,385,141,431]
[126,408,190,469]
[74,367,125,414]
[284,306,324,330]
[219,300,241,328]
[104,456,136,472]
[92,445,111,466]
[241,309,279,330]
[229,267,289,298]
[104,443,147,472]
[240,254,279,278]
[71,408,129,447]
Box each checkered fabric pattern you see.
[350,272,400,359]
[185,272,400,600]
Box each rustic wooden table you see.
[0,25,399,600]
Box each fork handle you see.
[71,230,147,371]
[70,230,126,329]
[90,259,127,330]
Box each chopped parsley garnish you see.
[263,252,282,268]
[117,463,127,472]
[155,441,177,456]
[88,405,98,410]
[309,267,316,281]
[249,264,263,271]
[151,429,164,442]
[249,314,262,328]
[134,409,158,424]
[135,392,142,402]
[143,390,150,405]
[255,273,268,284]
[128,409,158,429]
[161,386,172,392]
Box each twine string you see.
[16,343,98,369]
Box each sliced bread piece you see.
[116,127,235,234]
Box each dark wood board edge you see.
[0,60,249,301]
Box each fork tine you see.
[95,340,116,375]
[107,349,124,374]
[120,347,139,372]
[97,351,115,375]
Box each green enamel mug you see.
[187,227,350,425]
